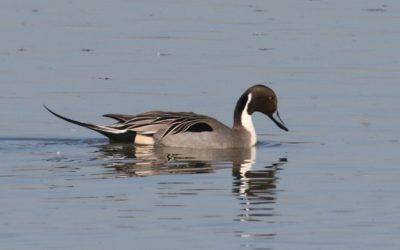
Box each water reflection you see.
[231,152,287,240]
[233,156,287,223]
[96,143,287,231]
[96,143,257,177]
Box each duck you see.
[44,84,288,148]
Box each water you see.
[1,0,400,249]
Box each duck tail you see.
[43,105,135,142]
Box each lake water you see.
[1,0,400,249]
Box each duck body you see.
[45,84,288,148]
[151,116,252,148]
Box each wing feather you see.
[46,105,217,143]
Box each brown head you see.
[234,84,288,131]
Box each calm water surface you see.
[0,137,292,249]
[1,0,400,249]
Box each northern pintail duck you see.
[45,84,288,148]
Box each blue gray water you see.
[1,0,400,249]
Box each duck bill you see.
[268,111,289,132]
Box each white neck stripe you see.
[241,93,257,146]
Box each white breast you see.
[241,93,257,146]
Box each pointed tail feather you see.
[43,105,136,142]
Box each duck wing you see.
[110,111,215,137]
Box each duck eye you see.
[269,96,274,100]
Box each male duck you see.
[45,84,288,148]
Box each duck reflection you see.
[96,143,258,177]
[96,143,287,223]
[233,156,287,223]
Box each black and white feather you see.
[44,106,214,143]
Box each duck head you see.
[234,84,289,132]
